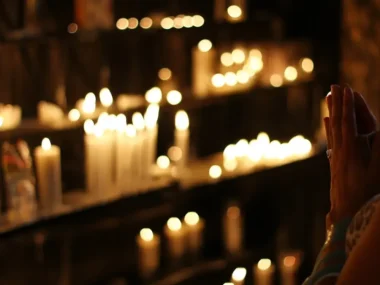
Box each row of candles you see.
[68,14,205,34]
[193,38,315,97]
[137,208,300,285]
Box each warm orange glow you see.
[167,217,182,231]
[128,18,139,29]
[283,256,296,267]
[284,66,298,81]
[258,259,272,270]
[198,39,212,52]
[270,74,283,87]
[161,17,174,29]
[158,68,172,81]
[301,58,314,73]
[209,165,222,179]
[67,23,78,34]
[227,5,242,18]
[41,138,51,150]
[116,18,128,30]
[227,206,240,218]
[140,17,153,29]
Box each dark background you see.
[0,0,343,284]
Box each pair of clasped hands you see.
[324,85,380,224]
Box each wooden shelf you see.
[0,143,324,238]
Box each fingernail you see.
[331,84,340,94]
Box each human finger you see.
[342,87,357,144]
[331,85,343,148]
[324,117,332,150]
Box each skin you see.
[316,86,380,284]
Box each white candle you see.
[132,112,146,190]
[223,205,243,255]
[174,110,190,174]
[164,217,186,259]
[84,120,113,198]
[231,267,247,285]
[115,114,133,193]
[192,39,215,97]
[144,104,160,178]
[279,254,300,285]
[34,138,62,210]
[184,212,204,255]
[136,228,160,278]
[254,259,275,285]
[223,144,238,172]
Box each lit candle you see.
[223,205,243,255]
[192,39,215,97]
[144,104,160,179]
[231,267,247,285]
[279,253,301,285]
[254,259,275,285]
[136,228,160,278]
[132,112,146,190]
[34,138,62,211]
[84,119,113,198]
[184,212,205,255]
[174,110,190,174]
[115,114,131,192]
[164,217,186,259]
[223,144,238,172]
[80,92,97,118]
[99,87,113,108]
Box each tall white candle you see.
[174,110,190,174]
[84,120,113,198]
[132,112,146,190]
[184,212,204,255]
[164,217,186,259]
[136,228,160,278]
[115,114,131,192]
[34,138,62,211]
[192,39,215,97]
[231,267,247,285]
[254,259,275,285]
[223,205,243,255]
[144,104,160,179]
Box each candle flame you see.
[132,112,145,131]
[166,90,182,105]
[232,267,247,281]
[227,5,242,18]
[144,104,160,129]
[84,119,95,134]
[167,217,182,231]
[209,165,222,179]
[41,138,51,150]
[157,155,170,169]
[145,87,162,104]
[68,108,80,122]
[258,259,272,271]
[99,88,113,107]
[175,110,189,130]
[198,39,212,52]
[184,212,200,226]
[116,114,127,132]
[0,116,4,127]
[140,228,154,242]
[125,124,137,137]
[283,256,296,267]
[226,206,240,219]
